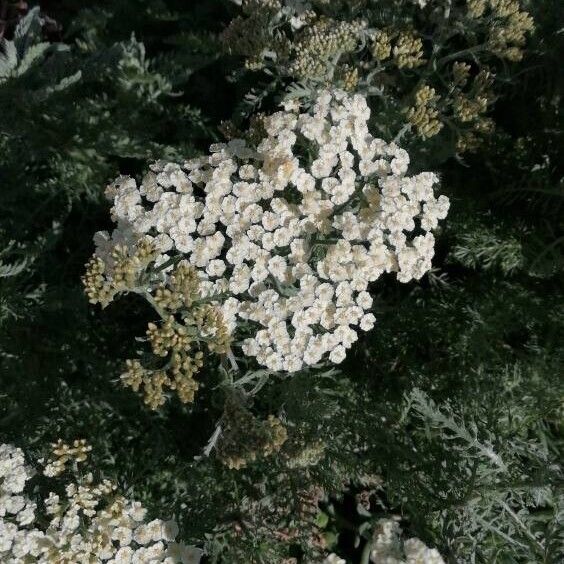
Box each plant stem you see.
[437,45,485,66]
[360,538,373,564]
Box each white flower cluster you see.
[323,554,346,564]
[370,518,445,564]
[0,444,36,528]
[94,90,448,373]
[323,517,445,564]
[0,443,202,563]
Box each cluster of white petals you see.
[0,443,202,563]
[323,517,445,564]
[0,444,36,529]
[323,554,346,564]
[370,518,445,564]
[94,90,448,372]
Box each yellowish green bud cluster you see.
[117,261,230,410]
[406,85,443,139]
[113,239,156,289]
[450,67,495,151]
[121,352,203,410]
[488,7,534,61]
[289,17,365,81]
[370,29,425,69]
[82,256,113,307]
[147,316,193,358]
[453,94,488,123]
[221,0,290,71]
[216,395,288,469]
[405,64,495,147]
[369,28,425,69]
[468,0,534,62]
[193,304,231,354]
[467,0,487,18]
[85,247,231,409]
[393,31,425,69]
[82,239,156,308]
[370,29,393,61]
[452,61,472,87]
[152,261,204,314]
[340,65,360,92]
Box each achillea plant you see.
[84,89,449,412]
[2,0,561,562]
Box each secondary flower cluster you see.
[84,243,231,409]
[0,442,202,563]
[0,444,36,529]
[85,90,448,396]
[324,517,445,564]
[223,0,534,151]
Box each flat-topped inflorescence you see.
[0,442,202,563]
[84,90,449,405]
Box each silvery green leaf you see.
[0,40,18,81]
[36,70,82,100]
[13,6,43,59]
[14,42,50,76]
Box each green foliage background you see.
[0,1,562,562]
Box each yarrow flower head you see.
[0,441,203,563]
[85,90,449,405]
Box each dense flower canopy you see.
[87,90,449,377]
